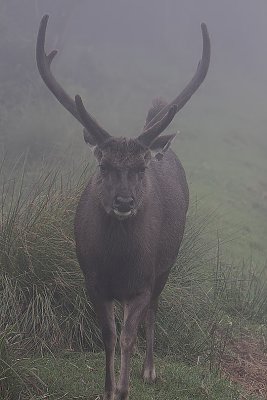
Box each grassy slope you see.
[24,352,252,400]
[176,119,267,266]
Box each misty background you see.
[0,0,266,262]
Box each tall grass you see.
[0,157,101,355]
[215,260,267,323]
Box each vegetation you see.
[20,352,251,400]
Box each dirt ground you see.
[221,332,267,398]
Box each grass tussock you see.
[0,158,101,354]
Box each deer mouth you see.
[113,208,133,220]
[112,196,135,220]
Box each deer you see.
[36,15,210,400]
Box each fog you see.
[0,0,266,261]
[1,1,267,138]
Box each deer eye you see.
[133,166,147,178]
[129,166,146,176]
[99,164,110,175]
[138,167,146,174]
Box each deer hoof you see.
[114,388,129,400]
[103,390,115,400]
[142,366,157,383]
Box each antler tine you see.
[36,15,82,123]
[36,15,110,144]
[75,95,111,144]
[137,105,177,147]
[145,23,211,130]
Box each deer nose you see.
[113,196,134,212]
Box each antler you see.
[75,95,112,144]
[36,15,110,145]
[138,23,210,147]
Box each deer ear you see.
[149,133,176,161]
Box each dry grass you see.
[222,331,267,398]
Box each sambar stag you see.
[36,15,210,400]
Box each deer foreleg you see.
[92,299,117,400]
[142,299,158,383]
[115,291,151,400]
